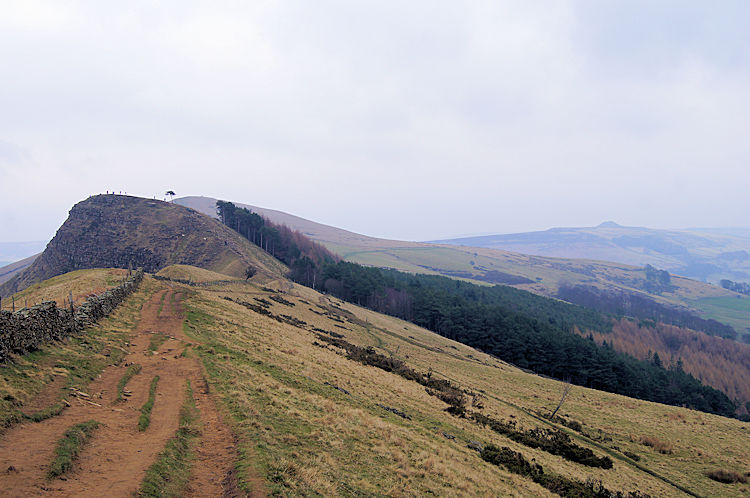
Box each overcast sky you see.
[1,1,749,244]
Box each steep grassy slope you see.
[0,254,39,285]
[0,268,127,311]
[0,195,286,297]
[174,265,749,496]
[2,266,748,495]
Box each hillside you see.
[0,241,47,265]
[0,268,128,311]
[176,196,749,341]
[584,319,750,416]
[0,254,39,285]
[0,195,286,297]
[1,266,748,496]
[435,222,750,285]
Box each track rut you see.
[0,285,257,497]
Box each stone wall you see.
[151,274,239,287]
[0,269,144,361]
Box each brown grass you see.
[156,264,241,283]
[706,469,748,484]
[8,265,750,497]
[2,268,127,310]
[638,436,673,455]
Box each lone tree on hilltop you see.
[165,190,176,202]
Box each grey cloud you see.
[0,1,748,243]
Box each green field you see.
[692,296,750,336]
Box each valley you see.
[0,194,748,496]
[175,196,750,343]
[1,266,749,496]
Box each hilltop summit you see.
[597,221,622,228]
[0,194,284,296]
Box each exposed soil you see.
[0,285,262,496]
[19,368,68,417]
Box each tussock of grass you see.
[47,420,100,479]
[138,380,201,497]
[115,364,142,402]
[639,435,673,455]
[138,376,160,431]
[25,402,66,422]
[148,333,169,352]
[706,469,748,484]
[157,291,167,316]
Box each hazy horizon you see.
[2,2,749,243]
[2,192,750,250]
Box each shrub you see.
[472,412,613,469]
[623,451,641,461]
[706,469,747,484]
[480,444,645,497]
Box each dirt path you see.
[0,285,255,497]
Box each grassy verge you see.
[158,291,167,316]
[115,364,142,402]
[0,276,159,432]
[138,380,201,497]
[47,420,100,479]
[148,333,169,352]
[138,376,160,431]
[25,402,67,422]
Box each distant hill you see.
[176,196,750,340]
[0,254,40,285]
[434,223,750,284]
[175,195,415,251]
[0,240,47,263]
[0,195,286,297]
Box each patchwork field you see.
[692,296,750,337]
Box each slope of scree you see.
[0,195,286,297]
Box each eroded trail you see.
[0,285,247,497]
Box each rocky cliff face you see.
[0,195,285,296]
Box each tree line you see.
[217,201,737,418]
[216,200,337,286]
[316,262,736,417]
[584,318,750,420]
[720,279,750,295]
[556,284,738,340]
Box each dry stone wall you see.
[152,274,238,287]
[0,269,144,361]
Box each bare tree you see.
[550,379,572,419]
